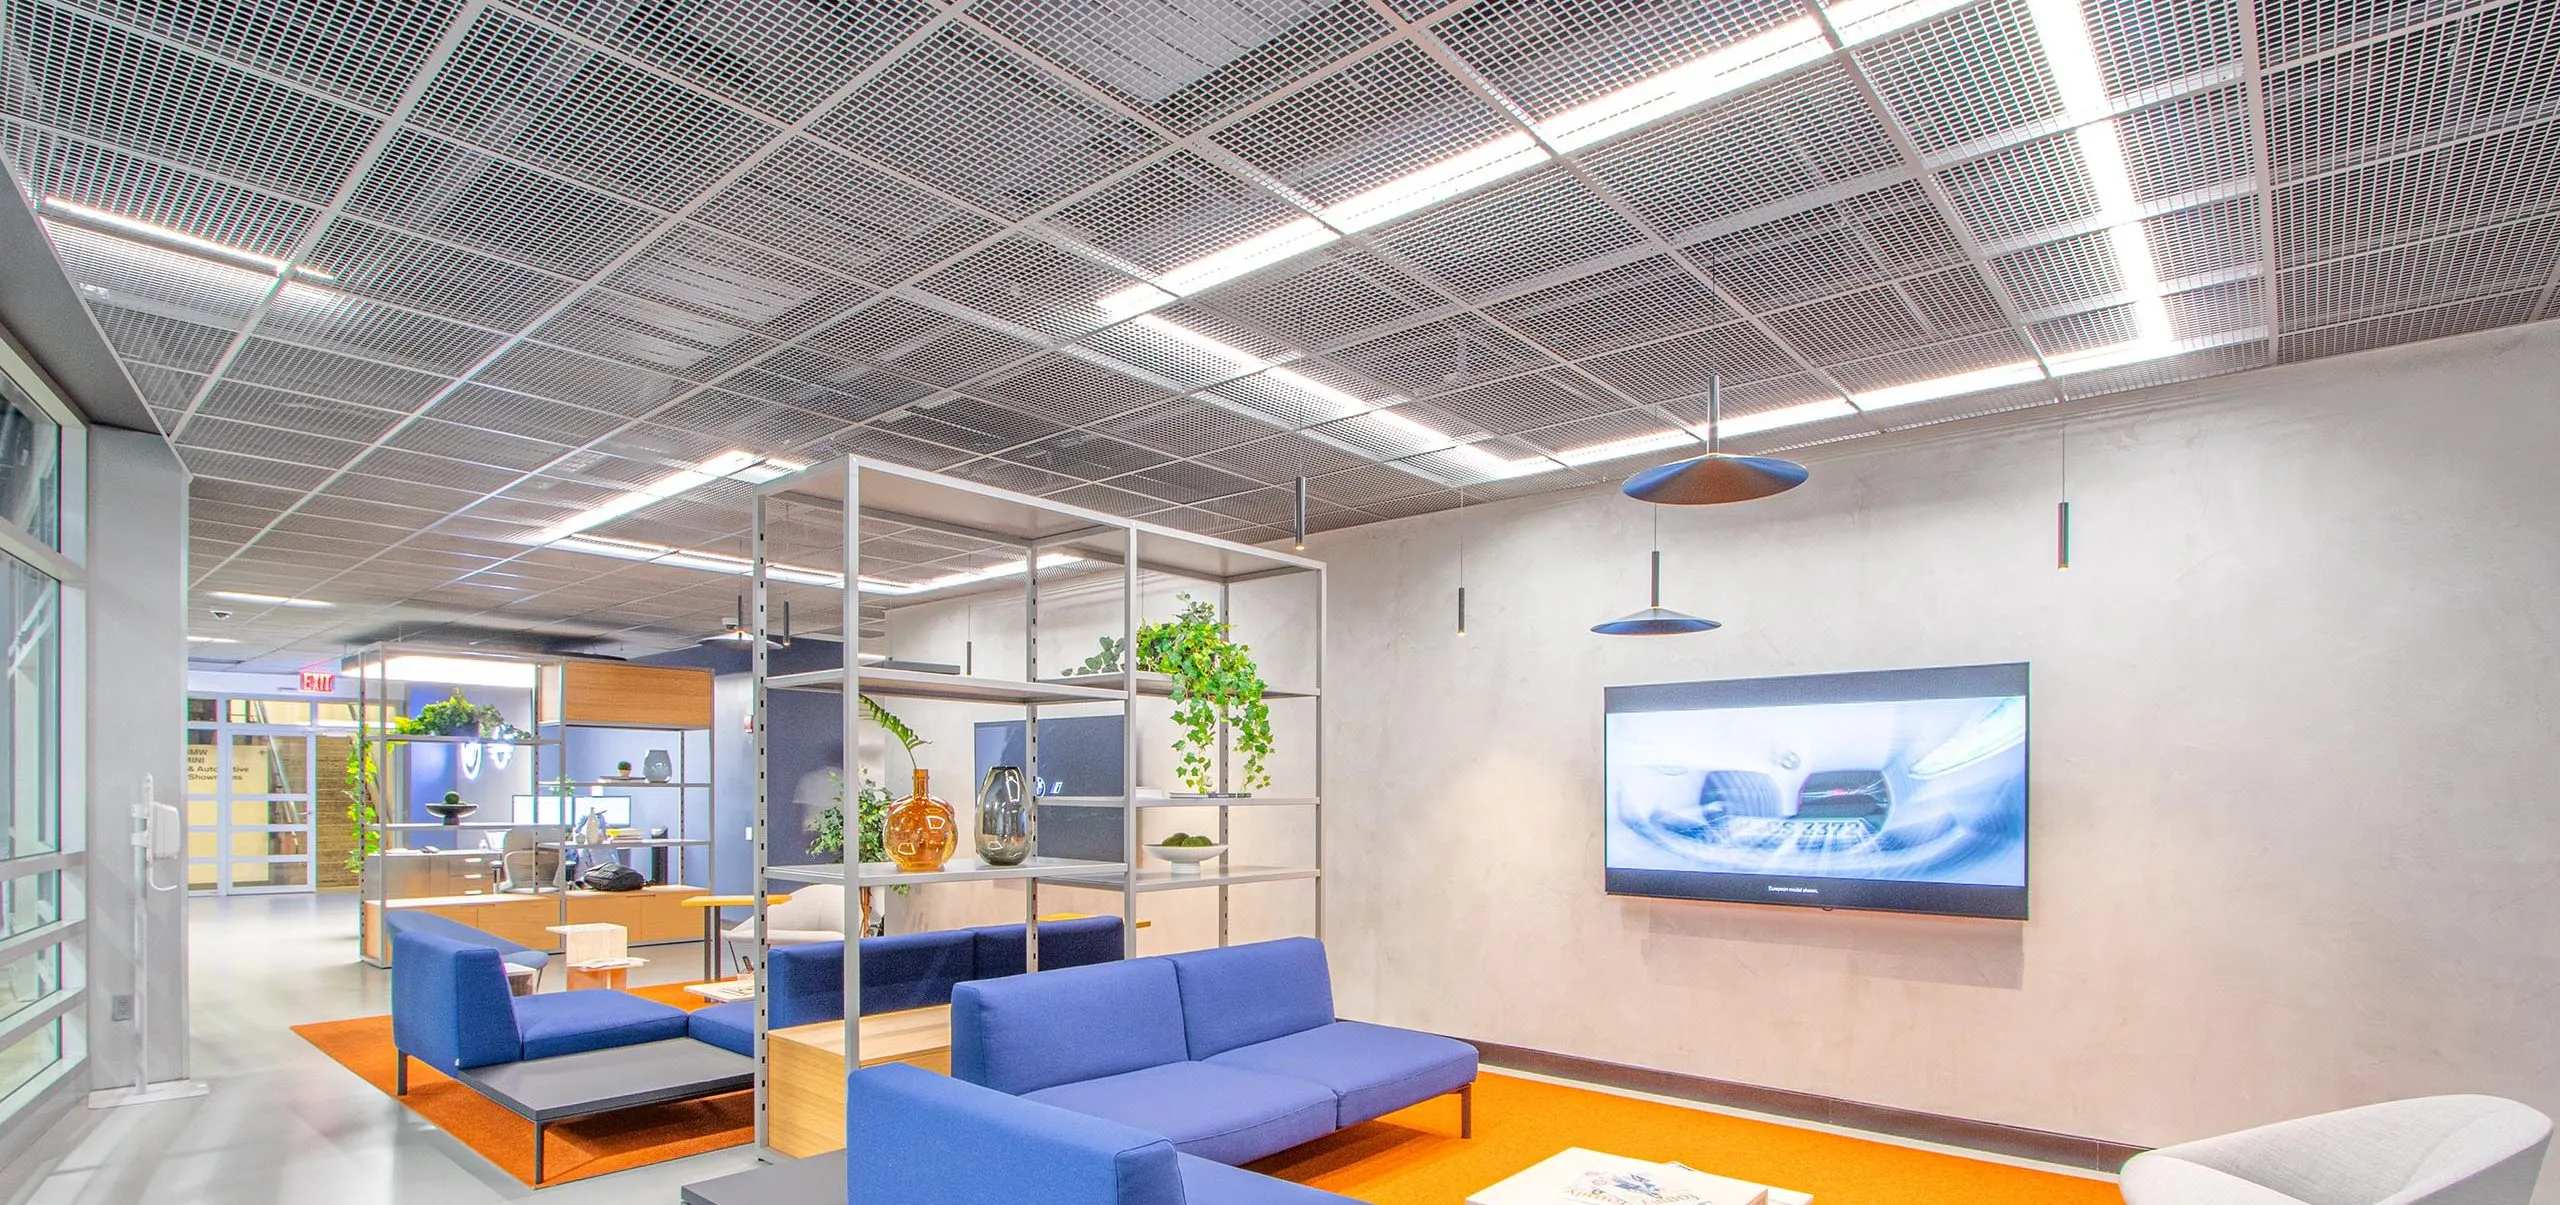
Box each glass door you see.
[184,702,320,894]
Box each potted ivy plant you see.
[1077,594,1273,795]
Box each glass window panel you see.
[0,1019,60,1102]
[186,698,218,723]
[228,699,314,725]
[227,734,310,795]
[188,861,218,890]
[1,555,57,859]
[0,947,58,1029]
[0,374,61,550]
[239,859,310,888]
[0,872,56,938]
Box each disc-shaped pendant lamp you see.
[1622,376,1808,505]
[1592,511,1719,636]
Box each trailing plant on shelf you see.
[343,712,426,873]
[1067,636,1126,678]
[410,690,529,742]
[1136,595,1272,795]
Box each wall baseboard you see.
[1467,1040,2144,1174]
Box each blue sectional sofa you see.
[851,1062,1356,1205]
[383,909,550,987]
[688,916,1125,1056]
[391,929,688,1091]
[950,937,1475,1167]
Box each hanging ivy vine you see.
[1133,595,1272,794]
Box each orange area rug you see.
[292,984,749,1187]
[1252,1072,2120,1205]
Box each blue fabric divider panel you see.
[513,991,690,1060]
[392,929,523,1072]
[1207,1021,1477,1127]
[951,959,1188,1096]
[1022,1061,1340,1168]
[860,930,975,1014]
[1164,937,1335,1060]
[848,1063,1189,1205]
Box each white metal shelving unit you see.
[743,456,1325,1153]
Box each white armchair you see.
[720,883,847,973]
[2121,1095,2551,1205]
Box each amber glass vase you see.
[884,768,957,873]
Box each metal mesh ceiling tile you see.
[1579,321,1800,401]
[2277,214,2560,328]
[1663,370,1842,427]
[874,396,1066,454]
[813,425,977,472]
[506,0,933,122]
[803,296,1047,386]
[384,417,572,472]
[193,378,407,443]
[477,343,691,415]
[2,0,382,201]
[1046,151,1300,276]
[1996,230,2120,313]
[223,337,449,408]
[1432,0,1802,123]
[1589,63,1903,241]
[1768,284,1938,362]
[1198,430,1370,481]
[976,354,1174,425]
[1096,398,1289,456]
[176,446,338,490]
[2281,289,2542,363]
[1208,41,1509,205]
[2275,120,2560,266]
[50,228,270,322]
[2029,301,2143,353]
[914,236,1142,338]
[349,129,662,276]
[2163,276,2263,338]
[1111,457,1262,504]
[308,217,578,331]
[86,302,239,371]
[2120,86,2254,203]
[2262,2,2560,181]
[1431,369,1623,433]
[814,23,1164,220]
[529,289,780,381]
[999,431,1168,481]
[1203,360,1380,426]
[355,446,524,492]
[1330,314,1548,395]
[1078,306,1293,387]
[1901,264,2009,335]
[413,8,776,210]
[51,0,459,109]
[2085,0,2240,95]
[604,223,871,339]
[1939,131,2100,246]
[256,291,508,373]
[657,389,845,446]
[695,137,1002,288]
[1829,329,2035,394]
[178,415,371,469]
[1859,0,2063,155]
[320,471,484,512]
[973,0,1391,135]
[1483,255,1735,359]
[123,363,205,412]
[0,120,318,257]
[1193,253,1436,351]
[2058,336,2265,399]
[2145,194,2259,279]
[1375,167,1647,301]
[943,456,1082,496]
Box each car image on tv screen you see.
[1604,664,2029,920]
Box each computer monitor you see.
[510,793,633,827]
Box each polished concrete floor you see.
[0,892,762,1204]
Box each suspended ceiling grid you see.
[2,0,2554,669]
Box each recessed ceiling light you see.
[528,451,805,545]
[1320,133,1551,233]
[187,636,238,644]
[208,591,332,608]
[39,197,334,282]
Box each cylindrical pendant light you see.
[1592,511,1718,636]
[1622,376,1809,505]
[1291,475,1308,550]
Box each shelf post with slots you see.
[742,454,1324,1160]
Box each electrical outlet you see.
[109,995,132,1022]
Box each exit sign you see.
[299,669,335,693]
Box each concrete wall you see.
[1308,321,2560,1177]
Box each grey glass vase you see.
[976,765,1031,866]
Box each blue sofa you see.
[851,1062,1355,1205]
[383,909,550,986]
[688,916,1126,1056]
[691,926,1121,1054]
[950,937,1475,1166]
[391,929,689,1092]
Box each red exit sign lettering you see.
[299,669,335,693]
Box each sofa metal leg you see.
[395,1052,407,1096]
[1460,1082,1473,1139]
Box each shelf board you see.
[1040,796,1319,809]
[551,780,711,789]
[764,855,1129,888]
[1041,671,1317,700]
[1045,865,1322,894]
[773,665,1127,706]
[378,734,558,746]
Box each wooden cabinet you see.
[768,1009,952,1158]
[364,885,706,962]
[538,661,713,729]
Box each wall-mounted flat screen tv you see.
[1604,663,2029,920]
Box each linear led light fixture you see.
[2022,0,2170,343]
[546,534,1084,598]
[342,653,541,689]
[208,590,332,608]
[38,197,335,282]
[528,450,804,545]
[186,636,237,644]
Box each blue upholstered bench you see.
[392,929,688,1091]
[851,1062,1355,1205]
[688,916,1125,1056]
[950,937,1475,1167]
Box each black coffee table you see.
[450,1038,754,1184]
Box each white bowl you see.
[1145,843,1228,876]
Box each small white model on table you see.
[547,922,647,991]
[1467,1148,1812,1205]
